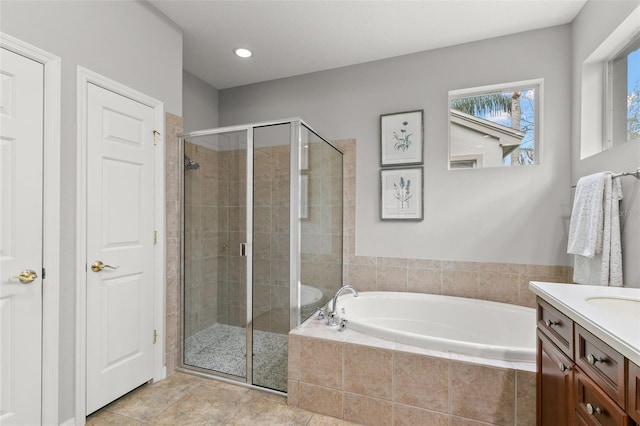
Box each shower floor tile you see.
[184,323,288,392]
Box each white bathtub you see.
[337,291,536,362]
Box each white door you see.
[85,83,156,414]
[0,48,44,425]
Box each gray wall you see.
[1,1,183,422]
[571,1,640,288]
[183,70,219,132]
[220,25,572,266]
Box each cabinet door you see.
[627,361,640,424]
[538,330,574,426]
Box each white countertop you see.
[529,281,640,367]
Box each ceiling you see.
[150,0,587,90]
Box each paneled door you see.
[0,48,44,425]
[85,83,156,414]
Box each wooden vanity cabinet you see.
[538,329,574,425]
[536,297,638,426]
[629,361,640,424]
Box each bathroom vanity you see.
[530,282,640,426]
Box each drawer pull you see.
[586,403,602,415]
[545,319,559,327]
[558,362,571,372]
[587,353,606,365]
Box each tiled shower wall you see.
[182,141,296,336]
[182,143,250,333]
[253,145,291,334]
[183,142,220,337]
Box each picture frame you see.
[380,167,423,221]
[380,109,424,166]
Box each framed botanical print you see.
[380,110,424,166]
[380,167,423,221]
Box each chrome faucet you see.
[327,285,358,326]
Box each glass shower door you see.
[251,123,291,392]
[182,129,249,380]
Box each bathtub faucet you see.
[327,285,358,326]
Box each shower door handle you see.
[240,243,247,257]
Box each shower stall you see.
[179,119,343,393]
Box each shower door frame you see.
[177,118,308,391]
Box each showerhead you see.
[184,156,200,171]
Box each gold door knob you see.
[91,261,119,273]
[9,269,38,284]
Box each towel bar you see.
[571,168,640,188]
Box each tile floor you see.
[87,372,360,425]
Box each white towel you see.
[570,174,623,286]
[567,173,606,257]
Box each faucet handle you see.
[339,318,348,332]
[327,311,338,326]
[316,307,325,320]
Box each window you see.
[606,32,640,148]
[448,79,541,169]
[580,6,640,159]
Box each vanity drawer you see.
[537,297,573,357]
[575,367,631,426]
[575,324,626,408]
[628,361,640,424]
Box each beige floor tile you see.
[227,396,312,425]
[104,373,212,422]
[150,383,253,425]
[87,410,148,426]
[246,388,288,405]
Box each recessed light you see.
[234,48,252,58]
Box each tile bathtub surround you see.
[288,319,536,426]
[343,257,572,309]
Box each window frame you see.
[604,31,640,150]
[448,78,543,170]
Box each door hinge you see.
[42,268,46,279]
[153,329,157,344]
[153,130,160,146]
